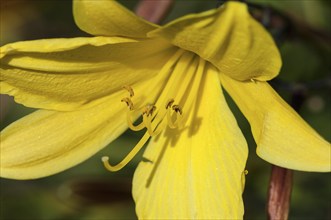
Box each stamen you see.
[174,105,184,128]
[126,109,145,131]
[175,111,184,128]
[172,105,182,115]
[121,96,145,131]
[167,105,176,129]
[142,105,160,136]
[166,99,175,109]
[143,114,154,136]
[121,97,134,110]
[123,85,134,97]
[143,104,156,117]
[102,132,150,172]
[166,102,183,129]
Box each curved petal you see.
[73,0,158,38]
[220,74,331,172]
[149,2,281,81]
[0,74,165,180]
[0,37,176,111]
[0,36,136,58]
[0,101,125,179]
[133,65,248,219]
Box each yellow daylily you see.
[0,0,330,219]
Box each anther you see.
[121,97,134,110]
[166,99,175,109]
[166,103,183,129]
[123,85,134,97]
[143,104,156,117]
[172,105,183,115]
[148,105,157,116]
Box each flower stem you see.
[135,0,174,24]
[267,166,293,220]
[267,87,307,220]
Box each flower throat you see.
[102,49,206,172]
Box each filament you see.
[102,132,150,172]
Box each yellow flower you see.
[0,1,330,219]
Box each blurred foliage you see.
[0,0,330,220]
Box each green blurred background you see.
[1,0,330,219]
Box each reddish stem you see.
[135,0,174,23]
[267,166,293,220]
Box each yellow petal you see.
[73,0,158,38]
[149,2,281,81]
[0,36,136,58]
[220,74,331,172]
[133,64,248,219]
[0,104,124,179]
[0,75,164,180]
[1,37,176,111]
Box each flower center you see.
[122,88,184,137]
[102,87,183,172]
[102,49,206,172]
